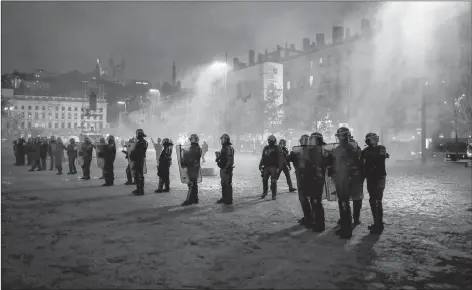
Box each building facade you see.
[2,93,107,137]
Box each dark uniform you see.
[216,134,235,205]
[155,138,173,193]
[289,135,315,228]
[66,139,78,174]
[327,127,363,239]
[80,138,94,180]
[278,139,297,192]
[48,137,57,170]
[15,138,26,166]
[361,132,389,234]
[308,132,328,232]
[259,135,283,200]
[181,134,202,206]
[130,129,148,195]
[122,138,135,185]
[29,138,42,171]
[40,139,48,170]
[101,135,117,186]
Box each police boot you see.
[225,184,233,205]
[271,182,277,200]
[140,178,145,195]
[339,201,353,239]
[287,176,297,192]
[369,199,384,234]
[163,179,170,192]
[312,198,326,233]
[182,185,193,206]
[261,181,268,198]
[217,184,225,204]
[155,178,165,193]
[133,178,144,196]
[334,199,343,232]
[353,200,362,226]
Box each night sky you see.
[1,1,376,82]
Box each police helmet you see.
[279,139,287,147]
[220,133,231,144]
[189,134,199,144]
[299,134,309,146]
[136,129,147,138]
[310,132,324,145]
[336,127,351,139]
[365,132,379,145]
[267,135,277,144]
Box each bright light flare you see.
[117,101,126,105]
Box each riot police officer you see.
[327,127,363,239]
[278,139,297,192]
[259,135,283,200]
[101,135,117,186]
[288,134,315,228]
[181,134,202,206]
[130,129,148,195]
[308,132,328,232]
[362,132,389,234]
[216,133,235,205]
[155,138,173,193]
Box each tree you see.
[264,82,284,133]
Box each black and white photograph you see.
[1,1,471,288]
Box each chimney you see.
[315,33,325,46]
[361,18,371,33]
[172,61,176,85]
[284,43,289,58]
[233,57,239,70]
[290,44,295,50]
[258,53,264,63]
[302,38,311,51]
[332,26,344,44]
[249,50,255,66]
[345,28,351,39]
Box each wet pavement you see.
[2,152,471,289]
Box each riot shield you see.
[126,141,148,175]
[176,144,202,184]
[94,142,106,169]
[321,142,364,201]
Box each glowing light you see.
[117,101,126,105]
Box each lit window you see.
[309,76,314,86]
[286,81,291,90]
[319,58,323,66]
[310,60,314,69]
